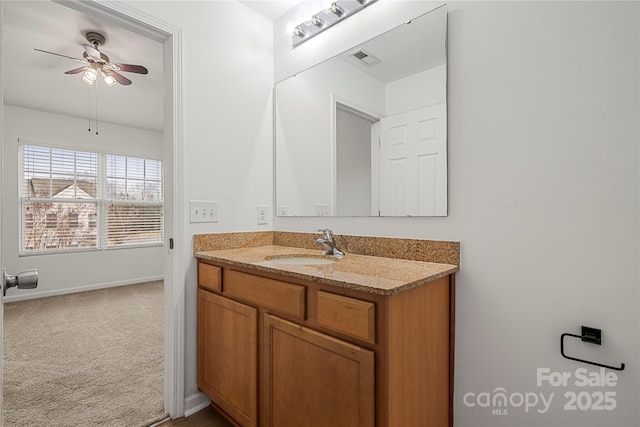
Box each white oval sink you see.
[266,255,337,265]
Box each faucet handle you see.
[317,228,333,240]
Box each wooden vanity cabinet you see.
[197,259,454,427]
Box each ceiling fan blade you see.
[113,63,149,75]
[34,48,85,63]
[111,71,132,86]
[64,66,88,75]
[83,44,102,60]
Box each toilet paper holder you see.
[560,326,625,371]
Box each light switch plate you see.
[190,200,219,223]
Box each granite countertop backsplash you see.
[194,232,460,296]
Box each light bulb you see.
[86,67,98,80]
[82,71,96,85]
[293,26,306,38]
[330,2,345,17]
[101,70,117,87]
[311,15,324,28]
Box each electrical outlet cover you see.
[257,205,268,225]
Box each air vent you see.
[350,49,381,66]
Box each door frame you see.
[0,2,4,421]
[329,93,383,216]
[0,0,186,419]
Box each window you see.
[25,213,34,229]
[68,213,79,228]
[19,143,163,254]
[45,213,58,229]
[105,155,163,247]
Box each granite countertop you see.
[195,245,459,296]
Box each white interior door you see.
[378,104,447,216]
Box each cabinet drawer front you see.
[224,270,305,319]
[198,262,221,292]
[316,291,375,344]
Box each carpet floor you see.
[3,281,166,427]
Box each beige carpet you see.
[3,281,166,427]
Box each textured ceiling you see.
[238,0,301,21]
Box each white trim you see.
[0,1,5,422]
[52,0,186,419]
[165,18,185,420]
[1,276,164,303]
[184,392,212,417]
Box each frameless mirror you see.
[275,5,447,217]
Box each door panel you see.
[263,315,374,427]
[198,290,257,427]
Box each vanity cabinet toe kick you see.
[197,260,455,427]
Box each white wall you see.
[123,0,275,407]
[1,105,164,301]
[274,2,639,426]
[386,64,446,115]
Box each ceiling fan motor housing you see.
[85,31,106,47]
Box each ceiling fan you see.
[34,31,148,87]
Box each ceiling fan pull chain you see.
[95,83,99,135]
[88,85,92,133]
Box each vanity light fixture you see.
[291,0,378,48]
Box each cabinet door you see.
[198,289,257,427]
[263,315,375,427]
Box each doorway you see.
[0,0,184,421]
[331,96,383,217]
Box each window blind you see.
[19,144,163,254]
[105,155,163,248]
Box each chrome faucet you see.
[316,229,344,258]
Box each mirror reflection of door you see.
[379,104,447,216]
[335,102,446,217]
[336,103,380,216]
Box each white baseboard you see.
[184,392,211,417]
[2,275,164,303]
